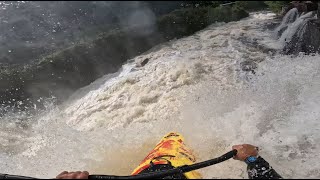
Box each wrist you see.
[245,155,259,164]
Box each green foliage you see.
[264,1,291,13]
[157,7,209,40]
[157,3,251,40]
[207,6,232,23]
[231,5,250,20]
[234,1,268,12]
[207,5,249,24]
[181,1,224,8]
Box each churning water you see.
[0,12,319,179]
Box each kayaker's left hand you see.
[56,171,89,179]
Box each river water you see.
[0,11,319,179]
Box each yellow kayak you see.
[131,132,202,179]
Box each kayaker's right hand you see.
[232,144,259,161]
[56,171,89,179]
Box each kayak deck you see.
[131,132,202,179]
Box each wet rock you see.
[240,61,257,74]
[283,15,320,55]
[305,1,318,12]
[264,21,281,31]
[281,3,296,17]
[136,58,149,68]
[238,36,276,54]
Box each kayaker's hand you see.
[56,171,89,179]
[232,144,259,161]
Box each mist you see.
[0,1,184,116]
[0,1,182,64]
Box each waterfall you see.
[275,8,299,37]
[279,11,316,48]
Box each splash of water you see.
[279,11,316,48]
[0,11,320,179]
[274,8,299,36]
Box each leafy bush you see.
[207,6,231,24]
[157,4,250,40]
[181,1,224,8]
[231,5,250,20]
[157,7,209,40]
[264,1,291,13]
[207,5,248,24]
[234,1,268,12]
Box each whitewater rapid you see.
[1,11,320,179]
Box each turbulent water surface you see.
[1,12,320,179]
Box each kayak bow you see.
[1,132,237,179]
[131,132,202,179]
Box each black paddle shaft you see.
[0,150,237,179]
[88,149,237,179]
[0,174,37,179]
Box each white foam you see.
[0,11,319,179]
[279,11,316,47]
[275,8,299,34]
